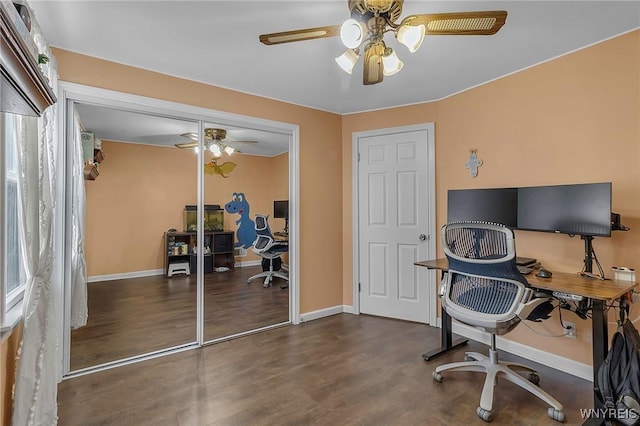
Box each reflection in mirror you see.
[69,103,199,370]
[200,122,290,342]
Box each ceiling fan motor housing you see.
[205,128,227,140]
[349,0,403,23]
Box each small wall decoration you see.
[465,149,483,178]
[224,192,256,249]
[205,159,236,178]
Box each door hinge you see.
[357,152,360,162]
[358,282,361,292]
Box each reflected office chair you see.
[247,215,289,288]
[433,221,564,423]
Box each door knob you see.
[419,234,427,241]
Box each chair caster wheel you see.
[432,371,443,383]
[528,372,540,386]
[548,408,565,422]
[477,407,492,422]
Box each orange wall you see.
[84,141,288,276]
[54,48,343,314]
[342,31,640,365]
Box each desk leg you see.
[591,300,608,409]
[422,306,468,361]
[422,271,468,361]
[581,299,608,426]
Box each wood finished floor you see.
[59,314,592,426]
[70,266,289,370]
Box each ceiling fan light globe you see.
[223,145,235,155]
[210,143,222,157]
[397,24,425,53]
[382,49,403,76]
[335,49,360,74]
[340,19,365,49]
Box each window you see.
[1,113,27,328]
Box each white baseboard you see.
[88,269,164,283]
[342,305,356,314]
[300,305,347,322]
[440,319,593,381]
[234,260,261,268]
[89,262,263,282]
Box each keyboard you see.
[517,262,541,275]
[517,265,535,275]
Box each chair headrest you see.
[255,215,269,231]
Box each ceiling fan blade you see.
[259,25,341,45]
[175,142,198,149]
[401,11,507,36]
[180,132,199,141]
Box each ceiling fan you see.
[175,128,257,158]
[259,0,507,85]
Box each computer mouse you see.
[536,268,552,278]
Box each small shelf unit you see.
[164,231,235,277]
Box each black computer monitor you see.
[447,188,518,228]
[273,200,288,219]
[517,182,611,237]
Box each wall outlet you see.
[563,321,577,338]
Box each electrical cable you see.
[518,315,568,338]
[517,303,572,338]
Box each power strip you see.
[553,291,584,302]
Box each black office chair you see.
[433,221,564,423]
[247,215,288,288]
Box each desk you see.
[415,258,638,413]
[273,231,289,242]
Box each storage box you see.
[612,266,636,282]
[183,205,223,232]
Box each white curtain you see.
[70,109,87,329]
[11,97,58,426]
[11,11,61,425]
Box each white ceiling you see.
[74,102,290,156]
[28,1,639,153]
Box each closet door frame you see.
[57,82,300,378]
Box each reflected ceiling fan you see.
[259,0,507,85]
[175,128,257,158]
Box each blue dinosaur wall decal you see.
[224,192,256,249]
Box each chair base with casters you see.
[432,335,565,423]
[247,251,288,288]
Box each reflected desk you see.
[273,231,289,242]
[415,258,638,412]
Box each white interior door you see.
[357,125,434,323]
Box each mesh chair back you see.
[442,222,527,285]
[441,222,528,332]
[255,215,270,234]
[253,214,274,252]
